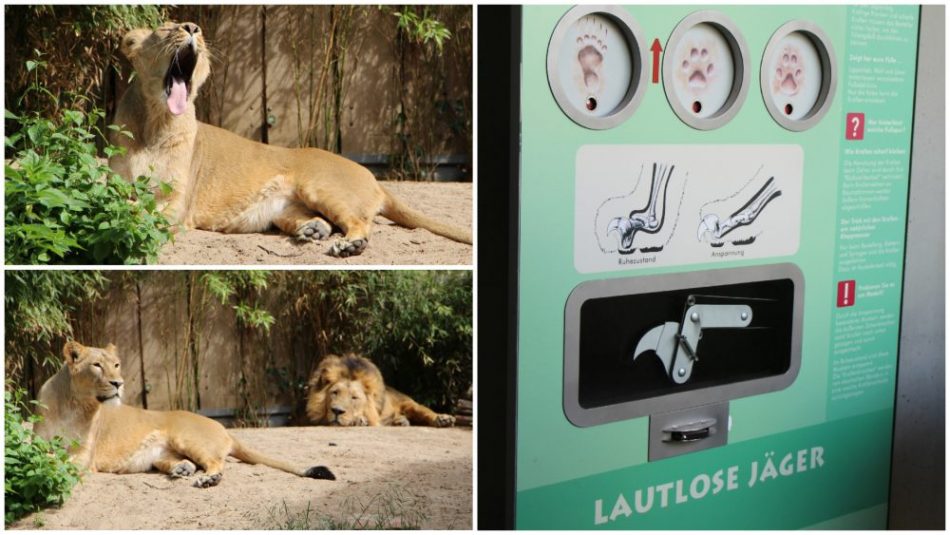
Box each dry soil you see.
[156,182,472,265]
[10,426,472,530]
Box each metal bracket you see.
[649,402,729,461]
[634,302,752,384]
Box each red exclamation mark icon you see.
[837,280,856,307]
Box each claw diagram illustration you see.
[697,176,782,243]
[606,163,676,254]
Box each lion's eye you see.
[115,363,120,368]
[352,396,359,400]
[93,363,102,369]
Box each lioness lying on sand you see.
[34,341,335,487]
[109,21,472,257]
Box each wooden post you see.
[135,280,148,409]
[260,6,269,144]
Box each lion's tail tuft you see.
[230,437,335,480]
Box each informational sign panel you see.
[516,5,919,529]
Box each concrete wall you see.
[888,5,945,529]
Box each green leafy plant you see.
[4,386,82,525]
[5,62,173,264]
[200,271,275,333]
[392,6,452,52]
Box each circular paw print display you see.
[547,6,647,130]
[671,23,734,118]
[760,21,837,131]
[557,14,633,118]
[663,12,749,130]
[767,33,821,120]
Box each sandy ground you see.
[157,182,472,265]
[10,426,472,530]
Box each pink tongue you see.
[167,78,187,115]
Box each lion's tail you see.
[380,186,473,244]
[229,437,336,480]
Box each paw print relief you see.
[760,21,837,131]
[547,6,647,130]
[767,35,821,120]
[671,24,733,119]
[663,12,750,130]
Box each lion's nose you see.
[110,380,124,389]
[181,23,200,35]
[331,407,345,416]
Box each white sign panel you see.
[574,145,803,273]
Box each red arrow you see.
[650,38,662,83]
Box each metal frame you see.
[563,263,804,427]
[760,20,838,131]
[546,5,649,130]
[662,10,751,130]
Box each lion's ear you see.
[121,29,150,60]
[105,343,118,358]
[63,340,85,366]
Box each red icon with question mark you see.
[845,113,864,140]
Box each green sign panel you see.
[516,5,919,529]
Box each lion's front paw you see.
[434,414,456,427]
[193,473,222,488]
[393,415,411,427]
[295,219,332,242]
[329,238,367,257]
[170,460,197,478]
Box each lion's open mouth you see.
[164,43,198,116]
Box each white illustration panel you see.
[574,145,803,273]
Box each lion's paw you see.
[329,238,367,257]
[295,219,332,242]
[193,473,222,488]
[434,414,456,427]
[170,460,197,478]
[393,415,411,427]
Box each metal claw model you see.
[633,297,753,384]
[698,176,782,242]
[607,163,675,253]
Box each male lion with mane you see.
[306,354,456,427]
[109,22,471,257]
[34,340,335,487]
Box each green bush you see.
[4,386,81,525]
[354,271,472,410]
[5,100,173,264]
